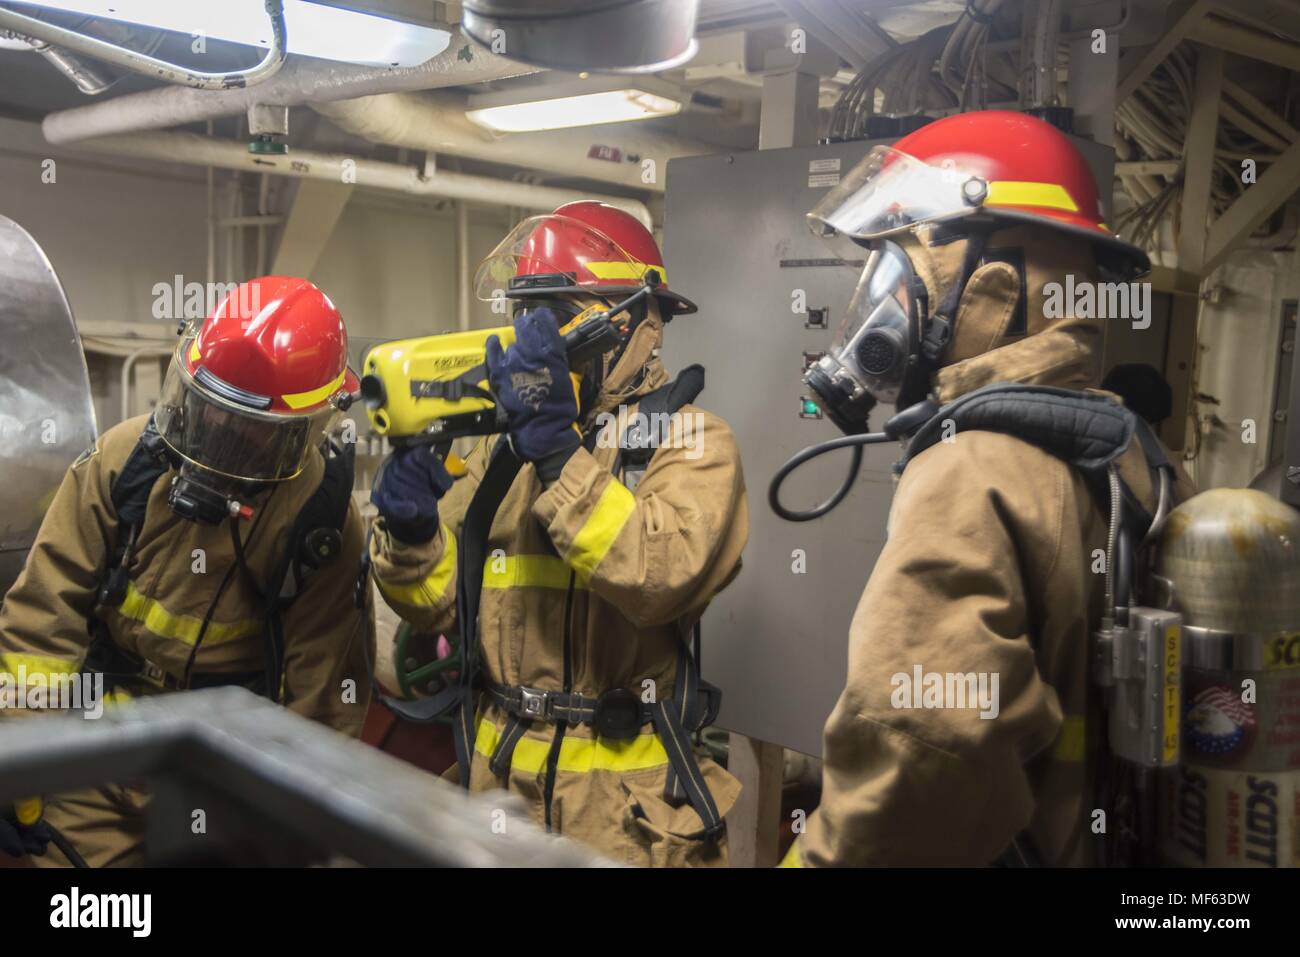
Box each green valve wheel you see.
[394,622,462,725]
[248,136,288,155]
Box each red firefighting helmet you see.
[475,200,697,315]
[809,110,1150,279]
[154,276,359,483]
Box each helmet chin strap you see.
[897,228,992,413]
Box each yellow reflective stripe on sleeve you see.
[118,581,261,647]
[474,715,668,774]
[0,653,83,679]
[482,554,589,590]
[565,479,636,578]
[376,525,458,609]
[281,369,346,410]
[986,180,1079,213]
[584,260,666,284]
[1054,714,1086,762]
[778,840,803,868]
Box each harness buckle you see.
[140,659,171,689]
[517,686,550,720]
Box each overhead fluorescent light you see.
[5,0,451,67]
[466,77,684,133]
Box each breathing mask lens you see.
[804,241,922,429]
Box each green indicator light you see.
[802,399,819,416]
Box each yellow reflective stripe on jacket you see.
[565,479,635,578]
[0,653,83,680]
[474,715,668,775]
[778,840,803,868]
[482,554,589,591]
[986,180,1079,213]
[118,581,261,647]
[375,525,458,609]
[1054,714,1086,762]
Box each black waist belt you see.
[482,673,726,841]
[486,682,648,736]
[83,635,265,694]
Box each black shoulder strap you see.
[897,383,1139,477]
[97,419,171,611]
[292,441,356,569]
[109,418,171,527]
[264,441,358,619]
[897,383,1179,610]
[617,364,706,481]
[451,438,524,785]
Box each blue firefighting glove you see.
[485,307,581,475]
[1,801,52,858]
[371,444,455,545]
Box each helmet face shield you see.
[808,145,988,242]
[804,241,923,426]
[154,340,339,483]
[474,213,650,303]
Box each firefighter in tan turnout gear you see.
[774,111,1193,866]
[0,277,374,867]
[368,202,748,866]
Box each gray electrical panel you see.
[662,140,892,757]
[662,136,1115,756]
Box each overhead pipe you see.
[66,130,653,224]
[312,91,709,193]
[42,32,537,144]
[0,0,287,91]
[456,201,472,332]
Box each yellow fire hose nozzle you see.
[14,797,43,826]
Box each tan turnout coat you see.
[0,414,374,866]
[369,317,749,866]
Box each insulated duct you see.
[63,129,652,224]
[461,0,700,73]
[42,32,536,144]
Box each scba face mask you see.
[804,240,928,433]
[773,227,995,522]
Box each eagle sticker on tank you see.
[1185,683,1258,760]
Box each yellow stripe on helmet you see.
[985,180,1080,214]
[281,369,347,411]
[584,260,668,285]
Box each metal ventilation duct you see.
[461,0,701,73]
[0,215,98,598]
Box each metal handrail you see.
[0,687,615,866]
